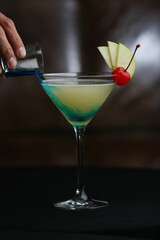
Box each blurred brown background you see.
[0,0,160,168]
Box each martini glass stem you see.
[74,126,87,201]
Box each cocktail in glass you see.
[37,72,115,210]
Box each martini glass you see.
[37,72,115,210]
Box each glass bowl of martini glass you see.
[37,72,115,210]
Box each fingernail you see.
[18,47,26,58]
[8,57,17,69]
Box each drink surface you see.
[41,79,115,127]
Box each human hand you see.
[0,12,26,76]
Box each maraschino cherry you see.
[112,44,140,86]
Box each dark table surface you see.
[0,166,160,240]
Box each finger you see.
[0,64,2,75]
[0,25,17,69]
[0,64,6,78]
[0,13,26,58]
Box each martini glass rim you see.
[37,72,116,85]
[42,72,114,78]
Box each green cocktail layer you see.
[41,82,115,127]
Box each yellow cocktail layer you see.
[42,83,115,127]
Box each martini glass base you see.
[54,198,108,210]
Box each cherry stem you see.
[124,44,140,72]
